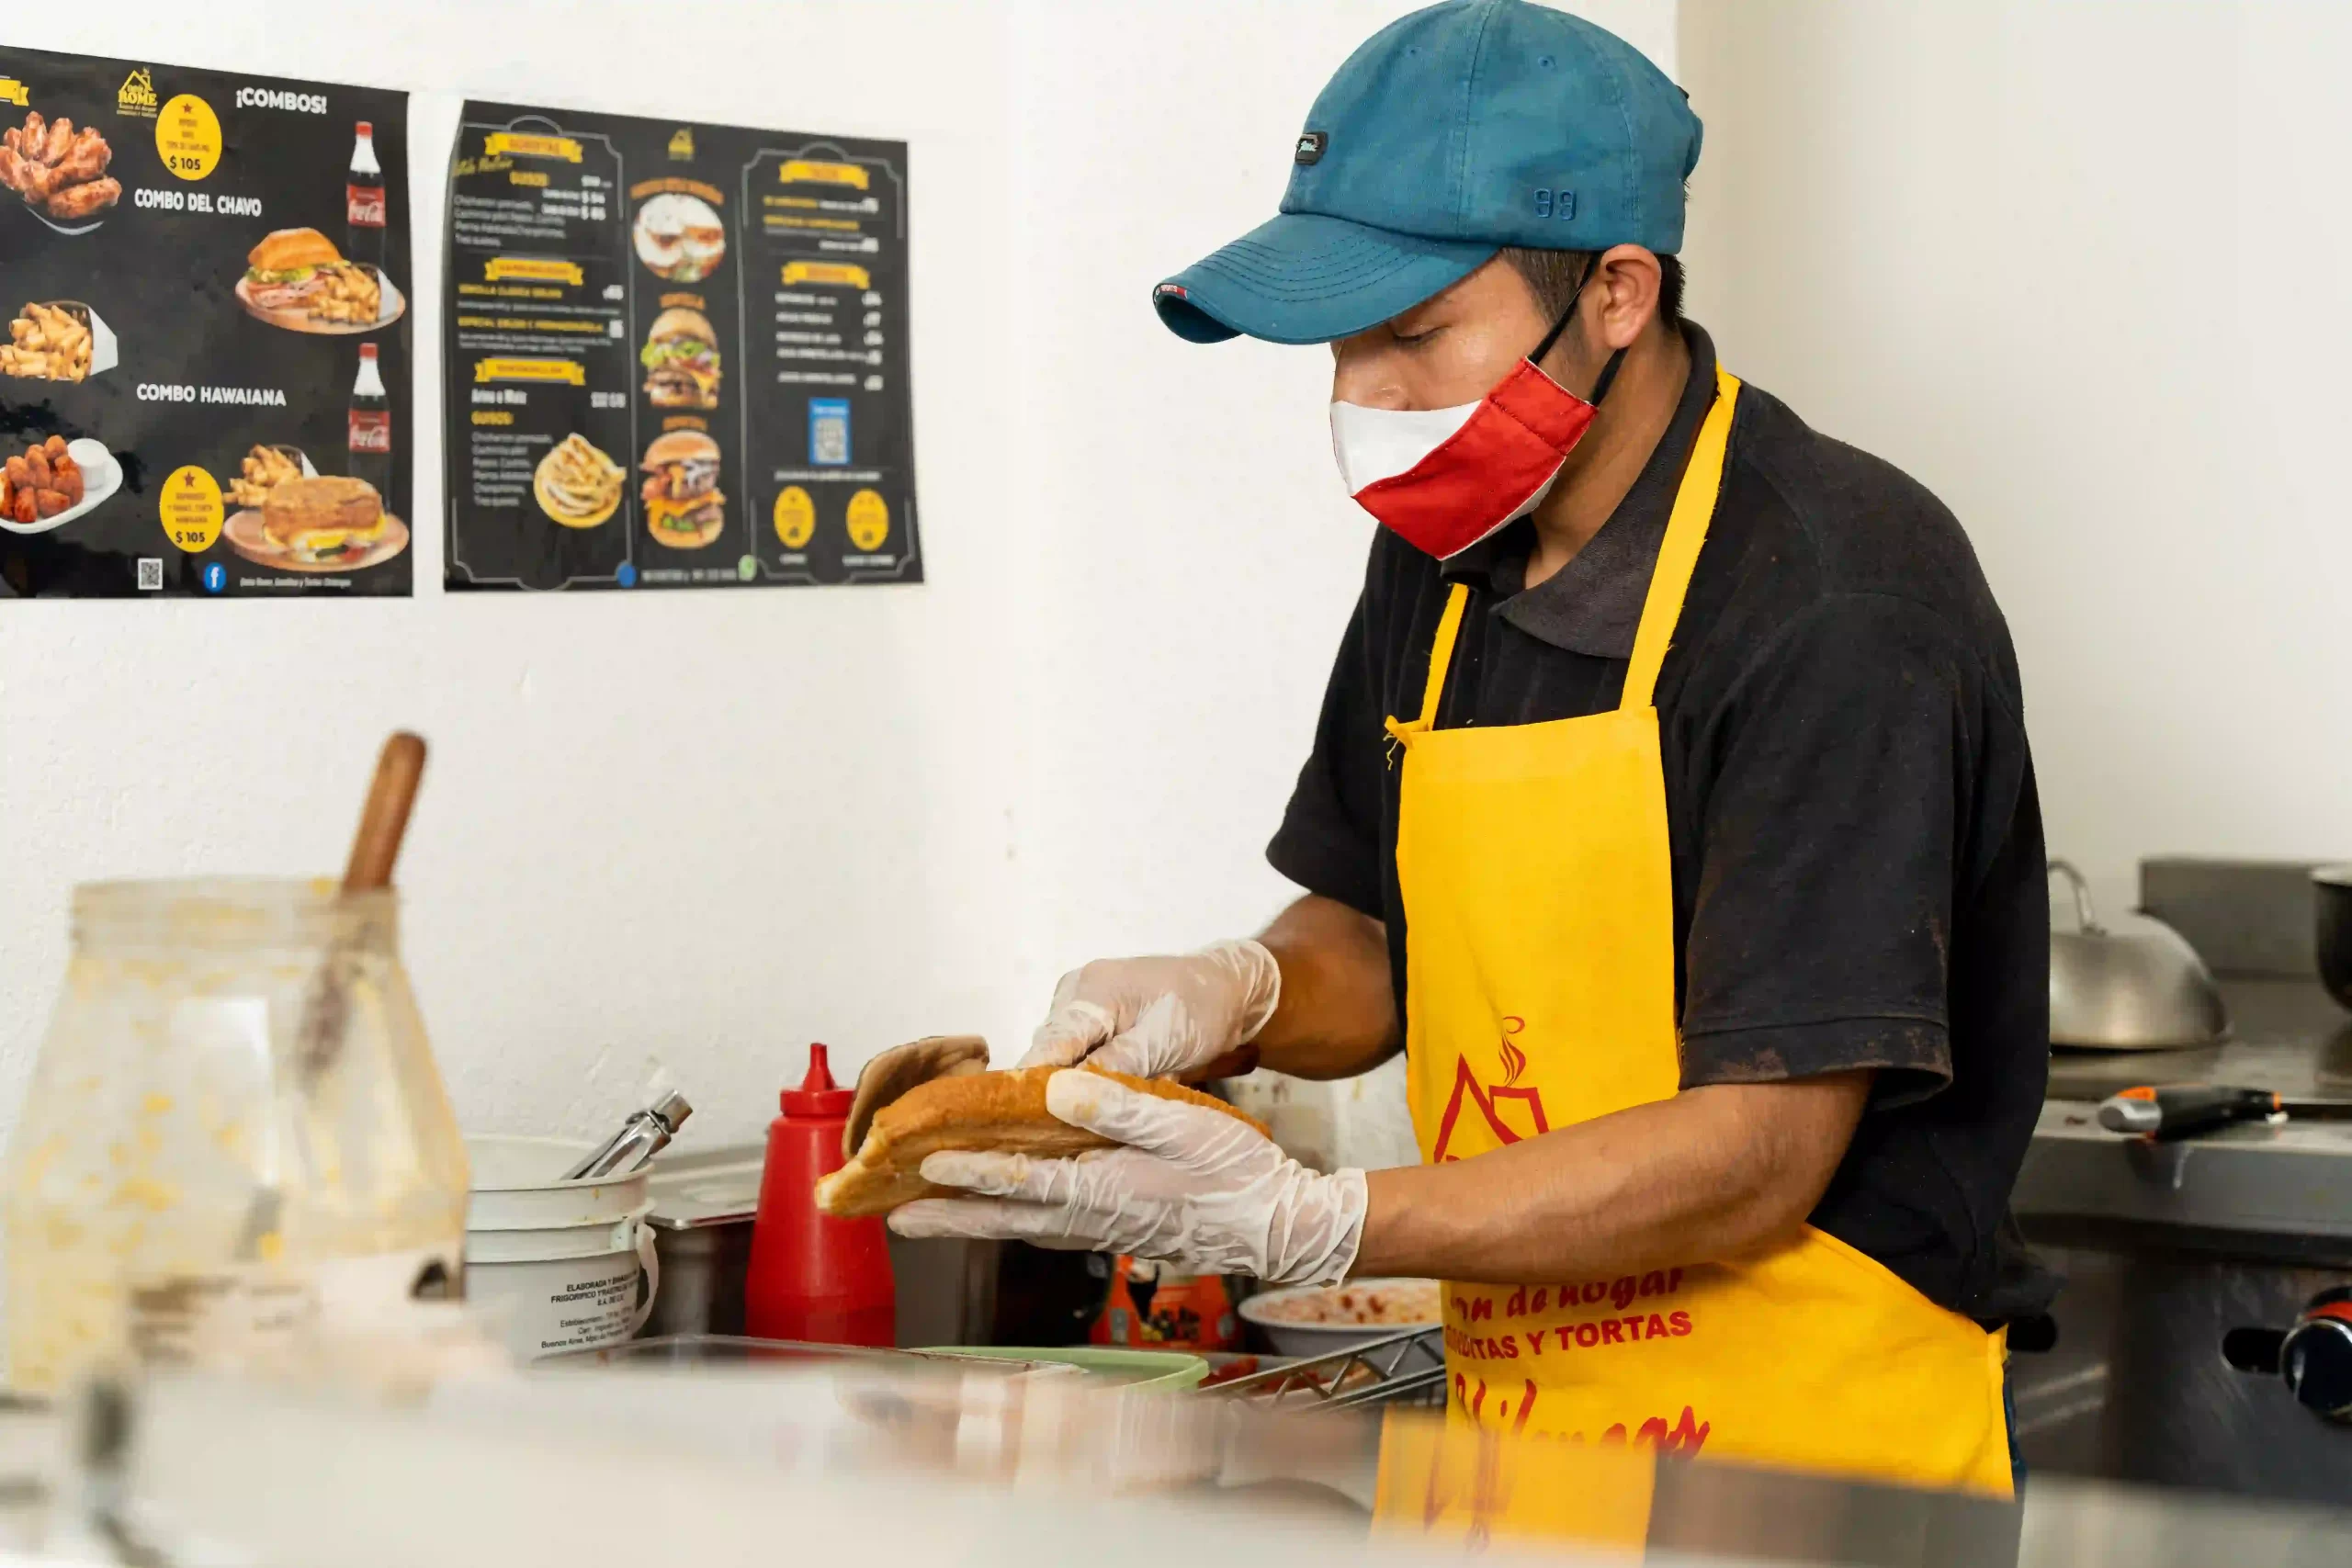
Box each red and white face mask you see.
[1330,278,1623,560]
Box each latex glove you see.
[888,1069,1365,1286]
[1018,939,1281,1079]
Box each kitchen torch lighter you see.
[2096,1084,2283,1141]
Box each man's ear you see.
[1590,244,1664,352]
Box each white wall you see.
[0,1,1029,1154]
[1001,0,1675,1166]
[1679,0,2352,915]
[1003,0,1678,987]
[0,0,1676,1165]
[14,0,2329,1210]
[51,0,2312,1170]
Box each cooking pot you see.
[2314,866,2352,1012]
[2049,859,2229,1049]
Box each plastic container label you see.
[127,1244,460,1368]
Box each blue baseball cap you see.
[1154,0,1702,345]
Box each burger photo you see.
[241,228,380,322]
[261,476,388,565]
[633,194,727,283]
[639,308,721,409]
[639,431,725,548]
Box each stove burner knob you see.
[2282,1287,2352,1422]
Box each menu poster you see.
[443,102,920,592]
[0,47,413,600]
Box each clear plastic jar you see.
[5,879,469,1393]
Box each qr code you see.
[136,558,164,592]
[809,399,851,466]
[812,418,848,464]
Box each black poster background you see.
[0,45,413,599]
[445,100,918,592]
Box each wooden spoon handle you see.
[343,731,427,891]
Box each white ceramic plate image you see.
[26,196,114,236]
[232,269,407,335]
[0,438,120,535]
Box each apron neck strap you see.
[1408,581,1472,733]
[1621,367,1742,713]
[1389,367,1741,741]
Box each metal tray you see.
[1200,1325,1446,1411]
[546,1333,1069,1378]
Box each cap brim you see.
[1154,213,1497,345]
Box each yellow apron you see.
[1374,368,2010,1542]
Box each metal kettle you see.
[2048,859,2230,1049]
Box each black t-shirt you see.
[1270,323,2055,1323]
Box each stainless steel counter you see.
[2041,977,2352,1105]
[2013,978,2352,1506]
[2017,977,2352,1255]
[89,1364,2352,1568]
[2016,1100,2352,1250]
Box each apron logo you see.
[1431,1017,1550,1160]
[1442,1377,1713,1455]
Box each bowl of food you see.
[633,192,726,282]
[1238,1278,1442,1359]
[534,433,626,528]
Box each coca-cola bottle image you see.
[345,120,386,270]
[348,344,391,497]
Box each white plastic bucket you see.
[463,1134,660,1362]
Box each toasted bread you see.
[261,476,383,558]
[246,226,343,273]
[814,1063,1267,1218]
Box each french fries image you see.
[0,303,93,382]
[310,263,383,326]
[230,445,306,511]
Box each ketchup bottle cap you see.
[782,1043,854,1118]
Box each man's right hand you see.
[1017,939,1282,1080]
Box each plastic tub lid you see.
[918,1345,1209,1392]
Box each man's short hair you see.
[1498,246,1685,331]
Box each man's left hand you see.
[888,1069,1367,1287]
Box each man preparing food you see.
[893,0,2052,1495]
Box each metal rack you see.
[1203,1325,1447,1412]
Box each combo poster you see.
[443,100,919,591]
[0,45,413,599]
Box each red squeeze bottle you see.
[744,1043,896,1346]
